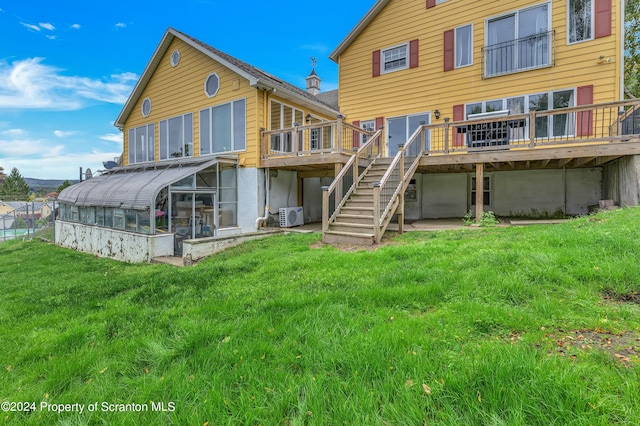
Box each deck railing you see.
[322,129,383,232]
[423,99,640,156]
[261,118,376,159]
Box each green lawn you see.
[1,209,639,425]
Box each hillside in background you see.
[24,178,78,194]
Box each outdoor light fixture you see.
[434,110,440,119]
[306,114,312,123]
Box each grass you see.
[1,208,640,425]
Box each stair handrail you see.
[322,129,383,231]
[374,126,425,240]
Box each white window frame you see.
[464,87,577,140]
[199,98,247,155]
[269,100,304,152]
[567,0,594,45]
[159,113,194,160]
[484,2,552,77]
[141,98,151,117]
[204,72,220,98]
[360,120,375,146]
[170,50,180,67]
[455,24,474,68]
[381,42,409,75]
[128,123,154,164]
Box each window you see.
[141,98,151,117]
[485,4,551,77]
[471,176,490,206]
[269,100,304,152]
[464,89,576,140]
[382,44,408,73]
[204,73,220,97]
[568,0,592,43]
[455,25,473,68]
[360,120,375,145]
[128,124,155,164]
[170,50,180,67]
[159,113,193,159]
[200,98,246,154]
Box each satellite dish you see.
[103,161,118,170]
[85,168,93,179]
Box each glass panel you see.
[168,117,183,158]
[507,97,526,139]
[486,100,504,112]
[518,5,549,69]
[552,90,575,137]
[183,113,193,157]
[569,0,592,43]
[135,127,145,163]
[96,207,104,226]
[233,99,246,151]
[407,114,429,156]
[196,193,216,237]
[172,175,195,189]
[387,117,407,157]
[455,25,472,67]
[147,124,155,162]
[196,167,217,189]
[219,163,237,227]
[172,193,194,239]
[86,207,95,225]
[200,109,211,155]
[529,93,549,138]
[160,120,168,160]
[155,188,169,234]
[138,211,151,234]
[128,129,135,164]
[212,103,232,152]
[104,208,113,228]
[113,208,124,230]
[487,15,516,76]
[125,210,137,232]
[466,103,482,117]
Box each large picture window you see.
[200,99,246,155]
[269,100,303,152]
[128,124,155,164]
[568,0,592,43]
[160,113,193,160]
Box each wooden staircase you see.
[323,158,396,245]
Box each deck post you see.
[398,144,405,234]
[334,163,343,207]
[475,162,484,222]
[292,126,299,154]
[373,182,381,243]
[443,118,450,154]
[336,117,343,153]
[321,186,329,232]
[528,109,536,148]
[260,128,267,160]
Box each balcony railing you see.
[421,99,640,156]
[261,119,377,160]
[482,30,555,78]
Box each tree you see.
[0,166,6,187]
[57,180,72,193]
[625,0,640,98]
[0,167,30,201]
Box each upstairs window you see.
[382,44,408,73]
[205,73,220,98]
[159,113,193,159]
[568,0,592,43]
[484,4,552,77]
[455,24,473,68]
[128,124,154,164]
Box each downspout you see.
[255,168,270,230]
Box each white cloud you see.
[20,22,41,32]
[2,129,25,137]
[45,35,57,40]
[115,23,126,28]
[0,58,138,110]
[71,24,81,29]
[100,133,123,144]
[53,130,78,138]
[39,22,55,31]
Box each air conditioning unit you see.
[279,207,304,228]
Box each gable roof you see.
[115,28,340,128]
[329,0,390,63]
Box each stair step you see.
[336,214,374,224]
[331,221,374,230]
[341,207,375,215]
[344,200,373,208]
[323,231,375,246]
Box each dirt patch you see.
[309,240,386,252]
[547,328,639,366]
[602,290,640,304]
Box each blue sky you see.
[0,1,373,180]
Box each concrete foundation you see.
[603,155,640,207]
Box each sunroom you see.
[56,157,238,262]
